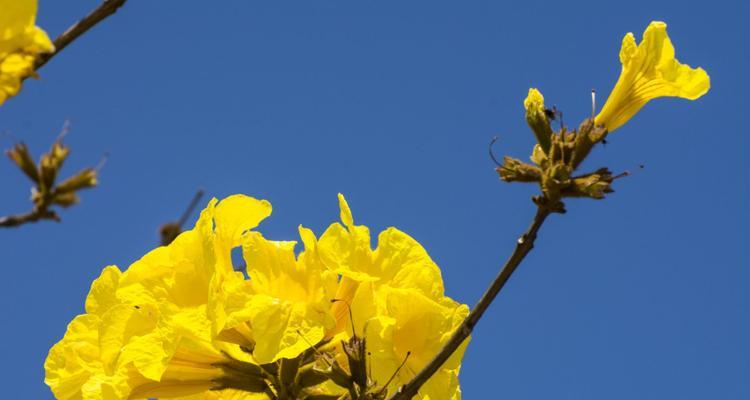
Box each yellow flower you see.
[47,194,470,400]
[364,288,469,400]
[315,194,449,336]
[0,0,54,105]
[44,314,132,400]
[210,227,338,364]
[320,194,446,299]
[595,21,710,132]
[44,267,230,400]
[46,195,273,399]
[310,195,470,399]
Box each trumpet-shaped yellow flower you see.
[0,0,54,105]
[210,228,338,364]
[309,195,469,399]
[364,288,469,400]
[44,266,230,400]
[595,21,710,132]
[319,194,446,299]
[315,194,450,338]
[45,313,133,400]
[46,195,273,400]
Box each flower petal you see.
[595,21,710,131]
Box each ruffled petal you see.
[373,227,445,300]
[214,195,272,248]
[595,21,710,131]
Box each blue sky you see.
[1,1,748,398]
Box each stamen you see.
[57,119,72,141]
[296,329,331,367]
[613,164,645,180]
[591,89,597,119]
[612,171,630,180]
[367,351,372,383]
[378,351,411,395]
[331,298,356,337]
[95,152,109,173]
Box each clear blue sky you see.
[1,1,748,398]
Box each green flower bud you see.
[524,88,553,153]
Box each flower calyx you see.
[498,113,612,213]
[215,344,347,400]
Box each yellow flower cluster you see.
[0,0,54,105]
[45,194,470,400]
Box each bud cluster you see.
[498,89,614,212]
[4,132,98,225]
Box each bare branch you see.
[34,0,128,70]
[160,190,206,245]
[0,209,59,227]
[3,2,127,228]
[388,206,552,400]
[177,189,206,228]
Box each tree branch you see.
[160,190,206,245]
[34,0,128,70]
[3,2,126,228]
[2,129,99,229]
[0,209,59,227]
[388,205,552,400]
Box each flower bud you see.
[54,168,98,194]
[524,88,553,153]
[39,140,70,192]
[6,142,39,183]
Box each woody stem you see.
[34,0,128,70]
[388,205,551,400]
[0,208,59,227]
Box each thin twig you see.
[159,190,206,245]
[34,0,128,70]
[0,209,59,227]
[177,189,205,228]
[388,206,552,400]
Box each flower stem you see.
[388,205,552,400]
